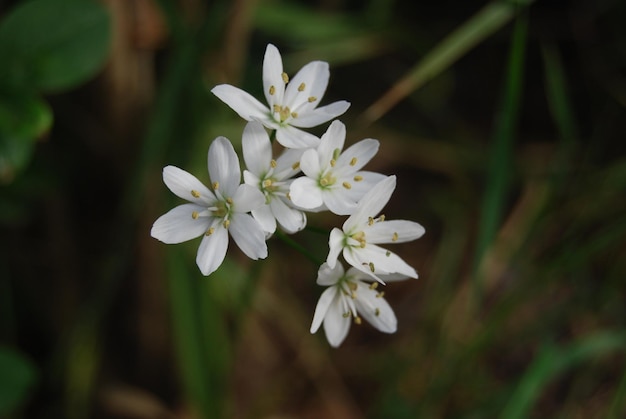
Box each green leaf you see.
[0,91,52,183]
[0,0,111,93]
[0,346,38,415]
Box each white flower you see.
[289,120,386,215]
[310,262,406,347]
[241,121,307,234]
[326,175,425,282]
[211,43,350,149]
[151,137,268,276]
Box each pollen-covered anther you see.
[369,262,375,272]
[349,157,357,166]
[351,292,356,299]
[273,104,281,113]
[351,231,366,248]
[375,308,380,316]
[191,190,200,198]
[205,227,215,236]
[368,217,374,226]
[379,214,386,222]
[291,161,300,170]
[298,82,305,91]
[191,211,199,219]
[330,159,336,167]
[281,72,289,83]
[223,219,230,228]
[354,316,362,325]
[212,181,219,190]
[342,312,350,318]
[286,192,292,201]
[354,175,363,182]
[348,282,357,291]
[226,197,233,205]
[269,85,275,95]
[291,112,298,118]
[270,159,277,168]
[369,282,378,290]
[342,181,352,189]
[279,106,291,122]
[308,96,317,103]
[376,291,385,298]
[392,232,399,242]
[262,179,273,188]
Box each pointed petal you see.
[242,121,272,176]
[355,285,397,333]
[284,61,329,109]
[262,44,285,107]
[344,175,396,232]
[229,213,268,260]
[196,224,228,276]
[336,138,379,172]
[162,165,215,205]
[317,120,345,167]
[233,184,265,213]
[367,220,425,244]
[310,286,337,333]
[275,125,320,149]
[208,137,241,197]
[274,147,306,179]
[290,177,323,209]
[323,188,357,216]
[340,171,386,203]
[211,84,270,122]
[323,294,351,347]
[298,148,321,178]
[316,262,344,286]
[270,198,306,233]
[327,228,345,269]
[290,101,351,128]
[151,203,211,244]
[347,244,417,279]
[251,204,277,235]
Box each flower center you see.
[318,172,336,188]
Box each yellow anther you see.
[342,182,352,190]
[291,112,298,118]
[379,214,386,222]
[263,179,273,188]
[308,96,317,103]
[192,211,199,219]
[354,175,363,182]
[291,161,300,170]
[212,181,219,190]
[281,72,289,83]
[348,282,357,291]
[269,85,275,95]
[392,232,398,242]
[342,312,350,318]
[369,282,378,290]
[354,316,362,325]
[368,217,374,226]
[223,219,230,228]
[270,159,277,168]
[376,291,385,298]
[273,104,281,113]
[369,262,375,272]
[349,157,357,166]
[330,159,336,167]
[351,292,356,299]
[375,308,380,316]
[360,241,366,248]
[226,197,233,205]
[286,192,292,201]
[279,106,291,122]
[191,190,200,198]
[298,82,305,91]
[205,227,215,236]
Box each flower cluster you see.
[151,44,425,347]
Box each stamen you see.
[270,159,277,168]
[262,179,273,188]
[192,211,199,219]
[379,214,386,222]
[291,161,300,170]
[191,190,200,198]
[369,282,378,290]
[349,157,357,166]
[286,192,292,201]
[392,232,398,242]
[342,182,352,189]
[269,85,275,95]
[386,250,391,257]
[226,197,234,205]
[368,217,374,226]
[369,262,375,272]
[376,291,385,298]
[330,159,336,167]
[223,219,230,228]
[281,72,289,83]
[375,308,380,316]
[348,282,357,291]
[351,292,356,299]
[354,175,363,182]
[297,82,305,91]
[273,104,281,113]
[332,148,341,160]
[342,312,350,318]
[279,106,291,122]
[205,227,215,236]
[308,96,317,103]
[291,112,298,118]
[354,316,362,325]
[212,181,219,190]
[320,178,329,187]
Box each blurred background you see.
[1,0,625,418]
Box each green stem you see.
[275,230,323,266]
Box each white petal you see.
[284,61,329,110]
[251,204,277,235]
[270,198,306,233]
[290,177,323,209]
[323,188,357,216]
[344,175,396,233]
[228,213,268,260]
[316,262,344,286]
[233,184,265,213]
[367,220,425,244]
[340,171,386,202]
[196,224,229,276]
[290,101,351,128]
[242,121,272,176]
[275,125,320,149]
[326,228,345,269]
[348,267,411,283]
[243,170,260,188]
[162,166,214,205]
[208,137,241,197]
[323,293,351,347]
[336,138,379,172]
[298,148,321,178]
[262,44,285,107]
[151,203,211,244]
[274,147,306,179]
[310,286,337,333]
[317,120,345,167]
[354,285,397,333]
[211,84,270,122]
[347,244,417,279]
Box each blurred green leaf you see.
[0,346,38,415]
[0,91,52,182]
[0,0,111,92]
